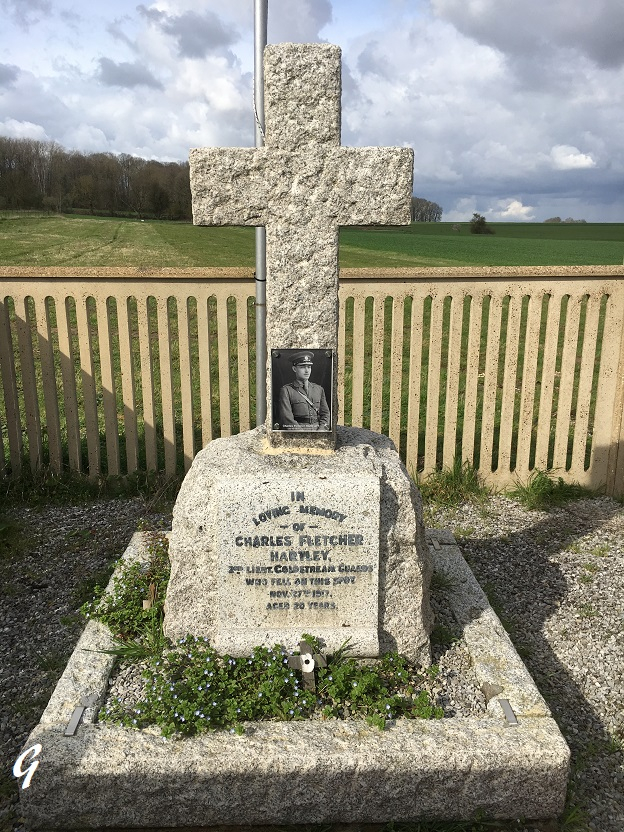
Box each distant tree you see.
[563,217,587,223]
[0,135,193,219]
[469,212,494,234]
[544,217,562,223]
[411,197,443,222]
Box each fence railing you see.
[2,266,624,496]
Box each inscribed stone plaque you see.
[214,475,380,655]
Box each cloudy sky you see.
[2,0,623,221]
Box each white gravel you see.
[1,493,623,832]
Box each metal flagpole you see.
[254,0,268,426]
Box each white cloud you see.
[550,145,596,171]
[0,117,49,140]
[0,0,623,220]
[488,199,536,221]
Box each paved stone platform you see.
[19,531,569,829]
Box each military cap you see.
[291,351,314,365]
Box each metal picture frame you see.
[271,349,333,433]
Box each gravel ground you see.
[1,493,623,832]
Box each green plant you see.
[96,606,167,662]
[87,542,442,737]
[508,471,590,510]
[1,466,180,512]
[101,636,443,738]
[0,516,28,561]
[559,800,590,831]
[81,532,170,641]
[453,525,475,540]
[469,213,494,235]
[431,625,458,647]
[419,460,489,507]
[35,649,70,673]
[430,570,459,593]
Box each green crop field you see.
[1,212,623,267]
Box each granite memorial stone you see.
[165,43,431,662]
[17,40,570,831]
[190,42,413,450]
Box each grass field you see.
[0,211,617,480]
[1,212,623,267]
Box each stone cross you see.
[190,43,413,449]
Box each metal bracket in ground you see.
[64,694,98,736]
[498,698,519,726]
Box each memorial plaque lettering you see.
[215,475,380,654]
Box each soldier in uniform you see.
[277,351,330,431]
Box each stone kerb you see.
[19,531,570,829]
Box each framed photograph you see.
[271,349,333,432]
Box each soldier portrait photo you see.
[271,349,332,432]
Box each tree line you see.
[0,135,443,224]
[0,137,192,220]
[411,197,443,222]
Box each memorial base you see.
[164,426,433,664]
[19,531,570,829]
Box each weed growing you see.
[87,535,442,736]
[0,516,27,562]
[81,532,170,644]
[102,636,443,737]
[1,465,181,511]
[508,470,591,511]
[418,460,489,508]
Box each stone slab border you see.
[20,531,570,828]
